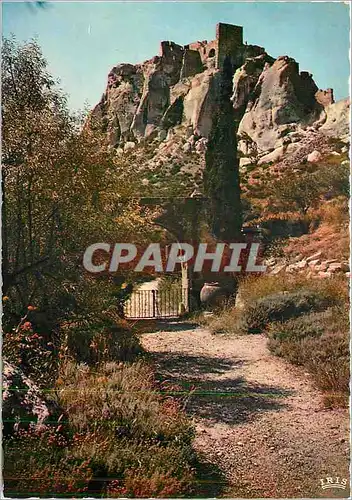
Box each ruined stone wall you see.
[159,41,184,83]
[187,39,218,64]
[185,24,244,70]
[180,49,203,79]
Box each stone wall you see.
[266,252,350,279]
[180,49,203,79]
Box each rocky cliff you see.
[90,23,349,177]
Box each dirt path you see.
[141,322,349,498]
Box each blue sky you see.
[3,2,350,111]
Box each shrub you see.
[58,360,194,444]
[237,274,348,307]
[237,275,295,303]
[62,312,143,365]
[302,331,349,396]
[307,274,349,305]
[240,290,330,334]
[5,360,197,497]
[3,313,58,386]
[315,198,349,227]
[200,306,240,335]
[267,306,349,407]
[267,309,332,363]
[4,427,93,496]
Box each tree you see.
[1,38,157,330]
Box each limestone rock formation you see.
[237,56,323,153]
[90,23,349,167]
[2,360,59,436]
[319,97,350,142]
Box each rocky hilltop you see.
[90,23,349,177]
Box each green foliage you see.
[3,311,58,386]
[303,331,349,396]
[4,427,93,496]
[237,273,348,306]
[266,310,330,361]
[2,37,157,342]
[59,360,194,443]
[2,37,200,499]
[243,153,350,227]
[4,360,197,497]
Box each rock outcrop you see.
[2,360,59,436]
[90,23,349,166]
[319,98,350,142]
[237,56,323,153]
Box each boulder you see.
[318,271,332,278]
[195,137,208,153]
[182,142,192,153]
[308,259,320,268]
[2,361,59,436]
[270,264,286,275]
[306,251,322,262]
[328,262,349,273]
[87,24,346,176]
[307,150,322,163]
[258,146,285,165]
[124,141,136,151]
[239,157,254,168]
[183,70,217,138]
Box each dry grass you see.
[283,221,349,261]
[200,308,241,335]
[238,273,348,305]
[203,273,348,335]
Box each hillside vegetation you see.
[2,38,198,498]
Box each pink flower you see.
[21,321,32,331]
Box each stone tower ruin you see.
[187,22,244,70]
[215,23,243,69]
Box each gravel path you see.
[141,322,349,498]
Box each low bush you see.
[4,427,93,496]
[58,360,194,443]
[3,310,58,386]
[267,306,349,406]
[237,274,348,306]
[304,330,348,385]
[239,289,330,334]
[202,274,347,336]
[4,360,196,497]
[267,309,332,362]
[62,312,143,365]
[199,307,241,335]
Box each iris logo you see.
[320,476,347,490]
